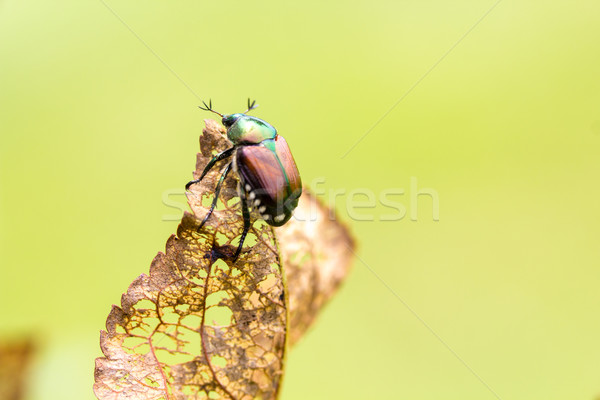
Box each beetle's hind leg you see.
[233,186,252,261]
[196,162,232,232]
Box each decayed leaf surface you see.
[94,118,354,399]
[94,119,286,400]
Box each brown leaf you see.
[276,191,355,345]
[94,120,286,400]
[0,338,34,400]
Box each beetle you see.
[186,99,302,260]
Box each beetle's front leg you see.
[185,147,235,190]
[196,162,232,232]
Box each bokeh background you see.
[1,0,600,399]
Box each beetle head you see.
[222,113,244,128]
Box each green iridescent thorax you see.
[224,114,277,145]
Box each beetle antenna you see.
[198,99,223,117]
[244,98,259,114]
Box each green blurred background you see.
[1,0,600,398]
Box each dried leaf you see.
[94,119,286,400]
[276,192,355,345]
[0,338,34,400]
[94,118,354,399]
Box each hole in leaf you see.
[175,303,190,314]
[206,290,229,308]
[144,377,160,388]
[180,314,202,331]
[212,258,229,275]
[134,299,156,311]
[211,355,227,368]
[190,272,207,286]
[122,336,149,355]
[197,269,208,279]
[161,306,181,324]
[204,306,233,327]
[244,231,258,247]
[174,325,202,362]
[129,316,160,336]
[215,232,229,246]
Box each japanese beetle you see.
[186,99,302,260]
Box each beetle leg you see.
[233,187,252,261]
[185,147,235,190]
[197,162,232,232]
